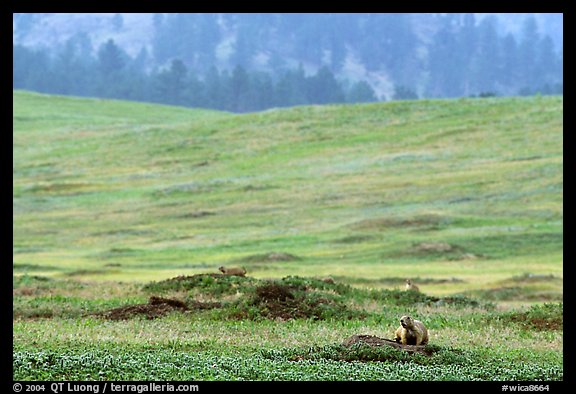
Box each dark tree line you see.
[426,14,562,97]
[13,13,562,112]
[148,13,562,98]
[13,39,378,113]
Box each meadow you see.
[13,91,563,381]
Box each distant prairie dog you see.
[395,315,429,346]
[405,279,420,292]
[218,266,247,277]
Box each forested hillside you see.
[13,13,563,112]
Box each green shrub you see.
[507,302,563,331]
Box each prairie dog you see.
[218,266,247,277]
[405,279,420,292]
[394,315,429,346]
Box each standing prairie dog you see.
[218,266,247,277]
[405,279,420,292]
[394,315,429,345]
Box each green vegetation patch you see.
[509,272,561,283]
[13,337,563,381]
[335,276,465,287]
[462,284,562,302]
[367,289,486,308]
[455,232,563,260]
[139,275,488,322]
[237,252,302,263]
[13,263,61,272]
[259,343,562,380]
[504,303,563,331]
[262,341,473,365]
[350,214,451,232]
[13,275,73,296]
[142,273,259,297]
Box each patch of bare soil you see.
[351,215,446,231]
[342,334,435,356]
[13,287,38,297]
[256,283,295,301]
[332,235,375,244]
[509,312,563,331]
[455,253,480,260]
[96,296,221,320]
[413,242,456,253]
[249,283,309,320]
[177,211,215,219]
[239,252,301,263]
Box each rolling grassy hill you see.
[12,91,563,381]
[13,91,563,295]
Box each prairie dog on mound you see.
[394,315,429,345]
[405,279,420,292]
[218,266,247,277]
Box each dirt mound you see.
[351,215,447,231]
[255,283,295,301]
[177,211,215,219]
[249,283,303,320]
[148,295,188,308]
[97,296,221,320]
[413,242,456,253]
[238,252,301,263]
[142,273,257,296]
[232,281,361,321]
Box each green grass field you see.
[13,91,563,381]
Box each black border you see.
[9,1,570,390]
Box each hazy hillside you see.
[13,13,563,102]
[13,91,563,286]
[12,13,563,60]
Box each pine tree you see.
[306,66,345,104]
[458,13,477,96]
[393,85,418,101]
[500,33,520,93]
[347,81,378,103]
[535,35,559,88]
[196,14,220,70]
[471,16,500,95]
[53,37,87,95]
[229,65,251,112]
[96,39,129,98]
[204,66,224,110]
[518,16,540,90]
[275,65,308,107]
[427,24,460,97]
[154,59,189,105]
[98,39,126,75]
